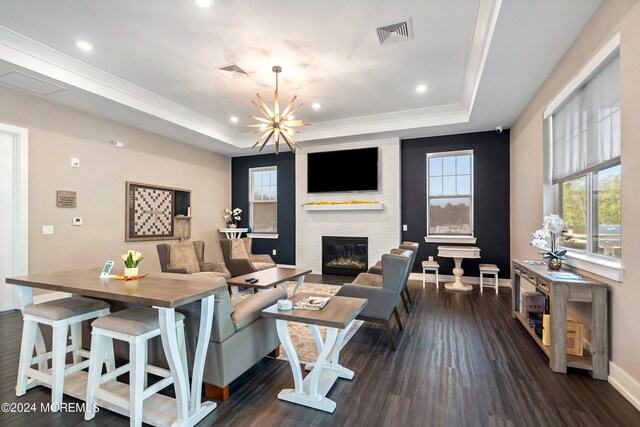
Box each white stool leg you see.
[130,338,146,427]
[16,319,38,396]
[422,268,426,288]
[480,273,484,293]
[70,321,82,364]
[495,273,499,294]
[85,332,107,421]
[51,323,69,408]
[435,270,439,289]
[105,337,116,373]
[35,325,47,372]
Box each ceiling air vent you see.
[375,19,413,45]
[0,71,66,96]
[217,63,250,79]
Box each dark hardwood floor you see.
[1,277,638,426]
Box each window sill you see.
[424,235,477,244]
[247,233,279,239]
[564,251,624,282]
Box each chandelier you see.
[246,66,309,154]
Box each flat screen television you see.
[307,147,379,193]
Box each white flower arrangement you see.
[223,207,242,226]
[530,214,572,262]
[122,250,143,268]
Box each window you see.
[552,52,621,261]
[249,166,277,234]
[426,150,473,237]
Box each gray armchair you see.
[157,241,230,279]
[365,241,419,313]
[219,238,276,277]
[335,251,412,350]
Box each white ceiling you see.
[0,0,602,155]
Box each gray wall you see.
[510,1,640,393]
[0,86,231,283]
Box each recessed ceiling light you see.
[416,84,427,93]
[230,116,239,123]
[195,0,213,8]
[75,40,93,51]
[312,103,321,110]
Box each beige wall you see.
[511,0,640,386]
[0,86,231,279]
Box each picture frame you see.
[125,181,191,242]
[566,321,584,356]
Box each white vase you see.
[124,267,139,277]
[228,223,237,229]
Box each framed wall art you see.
[125,181,191,242]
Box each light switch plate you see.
[272,249,277,256]
[402,224,408,231]
[72,217,83,226]
[42,225,54,235]
[70,158,80,167]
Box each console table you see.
[437,245,481,291]
[218,227,249,239]
[512,260,609,380]
[262,293,367,413]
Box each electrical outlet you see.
[42,225,54,235]
[272,249,277,256]
[402,224,408,231]
[70,158,80,168]
[72,217,83,226]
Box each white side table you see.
[218,228,249,239]
[261,293,367,413]
[437,246,481,292]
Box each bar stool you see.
[16,296,112,407]
[479,264,500,294]
[422,257,440,289]
[85,307,187,426]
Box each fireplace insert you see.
[322,236,368,276]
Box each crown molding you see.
[0,0,501,150]
[0,25,239,145]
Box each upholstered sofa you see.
[219,238,276,277]
[85,273,285,401]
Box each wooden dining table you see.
[5,269,227,426]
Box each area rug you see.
[239,281,363,364]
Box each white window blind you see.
[552,53,620,183]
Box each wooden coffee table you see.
[262,293,367,413]
[226,267,311,301]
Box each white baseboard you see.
[609,362,640,412]
[33,291,71,304]
[408,272,512,288]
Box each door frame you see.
[0,123,28,310]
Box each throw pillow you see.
[169,242,200,274]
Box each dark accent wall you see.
[401,130,510,278]
[231,152,295,265]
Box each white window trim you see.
[425,149,475,244]
[544,32,620,119]
[249,166,278,234]
[543,32,623,282]
[564,251,623,282]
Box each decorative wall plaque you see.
[56,190,77,208]
[125,181,191,242]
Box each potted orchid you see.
[122,250,143,277]
[224,208,242,228]
[530,214,572,270]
